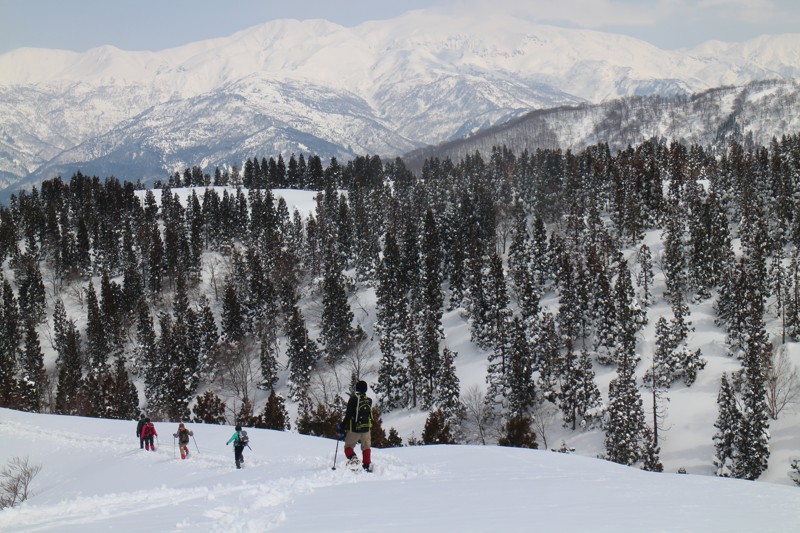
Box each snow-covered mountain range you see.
[1,10,799,191]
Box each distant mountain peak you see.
[0,12,798,192]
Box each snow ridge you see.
[0,11,798,191]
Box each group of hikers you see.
[135,413,251,467]
[133,381,374,471]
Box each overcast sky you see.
[1,0,798,54]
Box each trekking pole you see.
[173,436,176,458]
[156,435,160,450]
[332,438,340,470]
[192,434,200,454]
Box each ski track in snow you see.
[0,419,426,532]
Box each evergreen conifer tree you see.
[260,388,291,430]
[559,347,604,430]
[418,221,445,406]
[636,244,655,305]
[192,390,227,424]
[18,316,46,412]
[55,322,83,415]
[106,356,139,420]
[375,232,409,411]
[16,255,46,325]
[286,306,318,400]
[712,373,740,477]
[196,296,219,381]
[318,242,360,364]
[731,323,771,480]
[0,281,19,407]
[221,282,244,342]
[435,347,463,422]
[604,352,645,466]
[421,409,456,444]
[84,282,108,372]
[498,414,538,449]
[641,426,664,472]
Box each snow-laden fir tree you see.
[258,327,279,392]
[84,282,108,371]
[712,373,740,477]
[132,300,157,377]
[418,210,445,407]
[435,347,463,422]
[318,241,361,364]
[636,243,654,305]
[375,231,410,411]
[15,254,46,325]
[609,259,645,365]
[529,312,560,399]
[507,207,531,295]
[472,252,511,351]
[165,296,200,421]
[529,215,551,288]
[54,321,83,415]
[731,311,771,480]
[403,315,422,408]
[661,202,688,302]
[286,306,318,401]
[195,295,219,382]
[0,280,19,407]
[221,282,244,342]
[106,356,139,420]
[18,316,45,412]
[505,318,536,417]
[604,350,645,466]
[641,426,664,472]
[559,347,604,430]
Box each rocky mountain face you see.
[0,11,798,192]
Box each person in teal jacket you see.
[226,425,248,469]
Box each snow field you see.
[1,408,799,532]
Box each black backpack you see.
[353,393,373,432]
[238,430,249,446]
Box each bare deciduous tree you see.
[766,344,800,420]
[460,385,495,445]
[0,456,42,509]
[204,255,227,301]
[530,399,558,450]
[217,339,259,419]
[342,337,376,385]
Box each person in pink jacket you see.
[141,418,158,451]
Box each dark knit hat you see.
[356,380,368,393]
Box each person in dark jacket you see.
[136,414,146,449]
[226,425,247,469]
[173,422,194,459]
[338,380,373,472]
[141,418,158,451]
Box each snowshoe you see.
[346,456,361,471]
[363,463,373,473]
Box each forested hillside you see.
[1,133,800,483]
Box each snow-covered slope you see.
[0,11,798,190]
[404,79,800,168]
[0,407,798,532]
